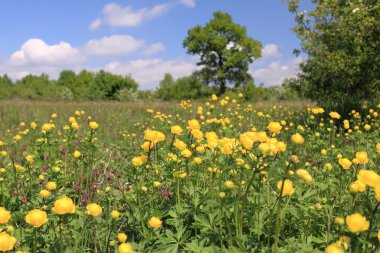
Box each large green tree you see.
[183,11,262,95]
[288,0,380,115]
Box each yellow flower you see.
[46,181,57,190]
[131,156,144,166]
[0,208,11,224]
[25,209,48,228]
[0,232,17,251]
[171,125,183,135]
[26,155,34,163]
[378,230,380,242]
[346,213,369,233]
[73,150,81,158]
[338,158,352,170]
[277,179,295,196]
[118,242,133,253]
[355,151,369,164]
[291,133,304,145]
[86,203,102,217]
[376,143,380,153]
[117,233,128,243]
[329,112,341,119]
[111,210,120,219]
[364,124,371,131]
[188,119,200,130]
[52,196,76,215]
[174,139,187,150]
[89,121,99,130]
[39,190,50,198]
[148,217,162,228]
[357,170,380,187]
[144,130,165,143]
[325,243,344,253]
[335,217,345,225]
[267,122,282,134]
[181,149,192,158]
[224,180,235,189]
[350,180,366,193]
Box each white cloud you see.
[251,57,302,87]
[89,19,102,31]
[9,38,83,67]
[84,35,145,56]
[262,44,280,58]
[179,0,195,8]
[143,43,165,56]
[90,3,172,30]
[104,58,197,89]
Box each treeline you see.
[0,70,299,101]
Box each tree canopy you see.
[288,0,380,115]
[183,11,262,95]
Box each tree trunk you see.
[219,81,226,95]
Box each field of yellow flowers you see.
[0,97,379,252]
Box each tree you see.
[288,0,380,115]
[183,11,262,95]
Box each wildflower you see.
[346,213,369,233]
[0,208,11,224]
[171,125,183,135]
[118,242,133,253]
[364,124,371,131]
[325,243,344,253]
[224,180,235,189]
[338,158,352,170]
[52,196,76,215]
[277,179,295,196]
[73,150,81,158]
[335,217,345,225]
[86,203,102,217]
[267,122,282,134]
[148,217,162,228]
[39,190,50,198]
[46,181,57,190]
[350,180,366,193]
[25,209,48,228]
[111,210,120,219]
[357,170,380,187]
[89,121,99,130]
[329,112,341,119]
[291,133,304,145]
[0,232,17,251]
[355,152,369,164]
[181,149,192,158]
[117,233,127,243]
[26,155,34,163]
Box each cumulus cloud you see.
[143,43,165,56]
[179,0,195,8]
[262,44,281,58]
[90,3,172,30]
[104,58,197,89]
[251,57,302,87]
[9,38,83,67]
[84,35,145,56]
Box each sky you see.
[0,0,312,89]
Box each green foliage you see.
[183,11,262,95]
[288,0,380,116]
[156,73,212,100]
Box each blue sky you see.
[0,0,311,89]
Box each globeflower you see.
[0,208,11,224]
[188,119,200,130]
[329,112,341,119]
[73,150,81,158]
[52,196,76,215]
[86,203,102,217]
[325,243,344,253]
[291,133,305,145]
[25,209,48,228]
[117,233,127,243]
[0,232,17,251]
[346,213,369,233]
[118,242,133,253]
[89,121,99,130]
[355,151,369,164]
[338,158,352,170]
[148,217,162,228]
[277,179,295,196]
[357,169,380,187]
[268,121,282,134]
[171,125,183,135]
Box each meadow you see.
[0,97,379,252]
